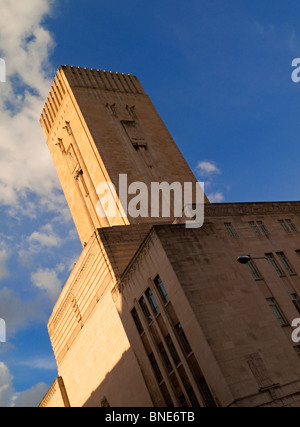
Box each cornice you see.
[204,201,300,218]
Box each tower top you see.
[40,65,146,136]
[40,65,206,244]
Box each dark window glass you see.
[276,252,295,275]
[291,293,300,314]
[139,296,153,324]
[145,288,160,315]
[265,253,285,277]
[257,221,269,236]
[286,219,297,233]
[175,323,192,355]
[158,342,173,373]
[266,298,288,326]
[198,377,217,407]
[149,353,163,383]
[165,334,181,366]
[294,346,300,357]
[154,275,169,304]
[159,382,174,407]
[247,259,262,280]
[187,387,200,407]
[249,221,260,236]
[224,222,237,238]
[131,308,144,335]
[279,220,290,233]
[169,373,187,407]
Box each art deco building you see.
[39,66,300,407]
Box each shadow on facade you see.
[83,348,153,408]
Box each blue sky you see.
[0,0,300,406]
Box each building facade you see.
[39,67,300,407]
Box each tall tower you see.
[40,66,207,245]
[39,66,300,409]
[39,66,209,407]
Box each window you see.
[265,253,285,277]
[165,334,181,366]
[224,222,237,238]
[249,221,269,237]
[257,221,269,236]
[154,275,169,304]
[198,377,217,408]
[291,293,300,314]
[121,120,145,142]
[247,259,262,280]
[169,373,188,407]
[158,342,173,373]
[101,397,110,408]
[249,221,260,236]
[145,288,160,315]
[286,219,297,233]
[175,323,192,355]
[131,308,144,335]
[139,296,153,324]
[276,252,295,275]
[279,219,298,233]
[186,387,200,407]
[149,353,163,383]
[294,346,300,358]
[266,298,288,326]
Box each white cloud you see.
[17,356,57,371]
[31,267,62,302]
[13,382,49,408]
[0,362,14,407]
[0,362,48,407]
[28,224,62,248]
[0,288,46,336]
[0,248,9,281]
[196,161,221,177]
[207,191,225,203]
[0,0,64,215]
[195,160,226,203]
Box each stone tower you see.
[40,66,207,245]
[39,67,300,408]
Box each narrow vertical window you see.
[257,221,269,236]
[276,252,295,275]
[279,219,297,233]
[266,298,288,326]
[175,323,192,355]
[249,221,260,236]
[154,275,170,304]
[294,346,300,358]
[158,343,173,373]
[247,259,262,280]
[265,253,285,277]
[165,334,181,366]
[145,288,160,315]
[286,219,297,233]
[291,293,300,314]
[139,296,153,324]
[278,220,290,233]
[149,353,163,383]
[224,223,237,238]
[131,308,144,335]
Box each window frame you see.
[266,297,288,326]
